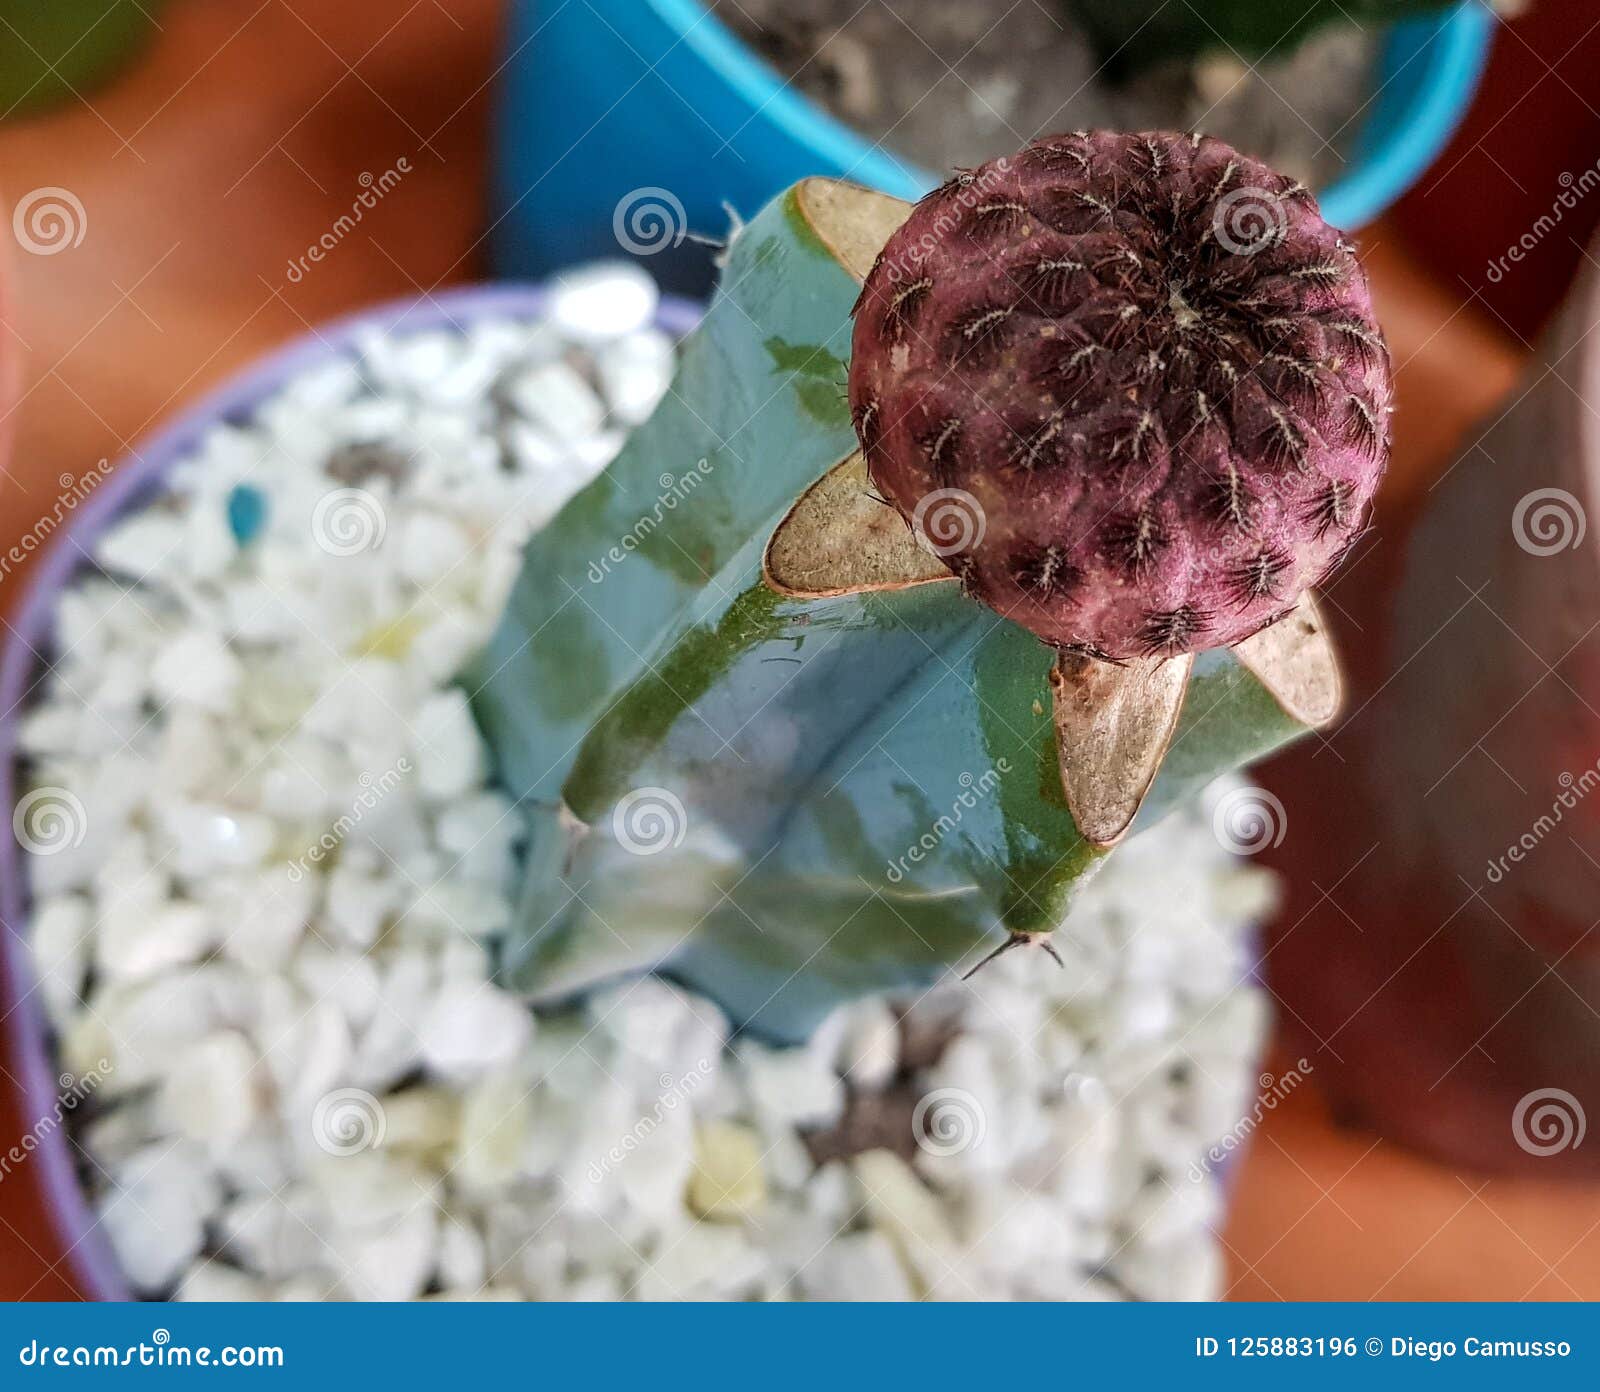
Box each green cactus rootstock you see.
[1065,0,1455,71]
[468,179,1324,1044]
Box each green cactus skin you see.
[1067,0,1455,71]
[470,180,1317,1044]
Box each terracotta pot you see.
[1265,237,1600,1176]
[0,208,14,468]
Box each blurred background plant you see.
[1066,0,1504,69]
[0,1,166,118]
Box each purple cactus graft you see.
[848,130,1393,659]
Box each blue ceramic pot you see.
[491,0,1492,293]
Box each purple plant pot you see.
[0,282,702,1301]
[2,280,1260,1299]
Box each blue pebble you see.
[226,484,268,544]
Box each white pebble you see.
[328,1205,439,1302]
[1125,1176,1223,1248]
[548,261,659,344]
[834,998,899,1091]
[411,689,487,800]
[159,1031,264,1150]
[378,1086,459,1158]
[617,1103,694,1218]
[595,328,674,423]
[569,428,626,478]
[405,880,509,940]
[688,1119,765,1221]
[185,502,237,581]
[409,609,481,683]
[293,947,380,1034]
[740,1044,845,1129]
[853,1150,961,1295]
[1054,1075,1122,1219]
[565,1273,622,1302]
[500,419,567,477]
[94,511,186,584]
[155,707,228,794]
[96,899,213,981]
[150,629,242,712]
[16,703,85,758]
[159,803,276,878]
[176,1259,268,1302]
[454,1074,533,1190]
[435,791,521,887]
[267,998,353,1122]
[637,1223,761,1301]
[501,359,605,444]
[1116,1234,1222,1302]
[362,329,461,394]
[398,512,471,588]
[99,1144,217,1295]
[216,1190,329,1282]
[798,1230,913,1303]
[437,1212,485,1291]
[29,895,90,1028]
[419,982,532,1081]
[212,868,312,971]
[349,953,432,1091]
[324,863,394,949]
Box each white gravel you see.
[14,263,1274,1301]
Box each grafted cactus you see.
[850,131,1390,660]
[471,133,1386,1043]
